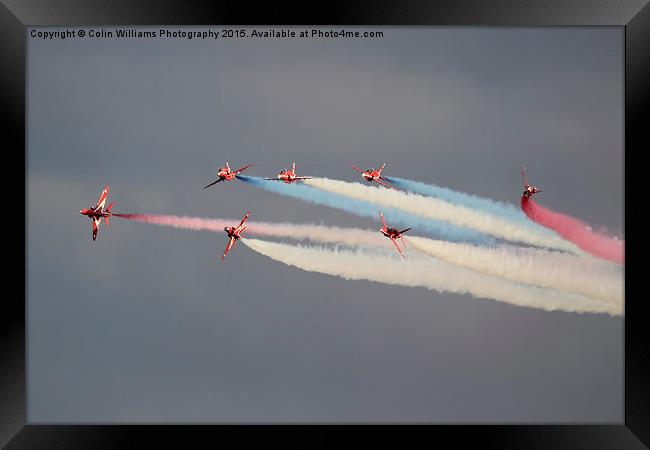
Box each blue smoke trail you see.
[237,175,495,245]
[384,176,554,234]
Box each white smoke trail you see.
[407,236,623,305]
[242,238,622,316]
[304,178,583,254]
[117,214,621,305]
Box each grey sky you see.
[27,26,623,423]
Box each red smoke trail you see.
[112,213,287,237]
[520,198,624,264]
[112,214,230,232]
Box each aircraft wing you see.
[378,210,388,229]
[221,237,235,260]
[351,165,365,174]
[390,237,406,259]
[263,178,282,181]
[232,163,254,174]
[96,185,109,210]
[375,177,395,189]
[293,176,314,181]
[203,178,223,189]
[92,217,101,241]
[237,212,251,230]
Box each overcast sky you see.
[27,26,623,423]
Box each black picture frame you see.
[3,1,648,448]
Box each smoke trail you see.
[384,176,545,229]
[114,213,622,305]
[407,236,623,304]
[112,213,394,249]
[304,178,581,254]
[242,238,622,316]
[520,197,624,264]
[236,175,493,245]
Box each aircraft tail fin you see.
[105,202,114,227]
[378,163,386,174]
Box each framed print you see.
[2,0,648,448]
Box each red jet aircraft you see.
[521,166,542,199]
[351,163,394,189]
[378,210,411,259]
[222,211,250,261]
[204,162,254,189]
[80,185,114,241]
[265,161,313,184]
